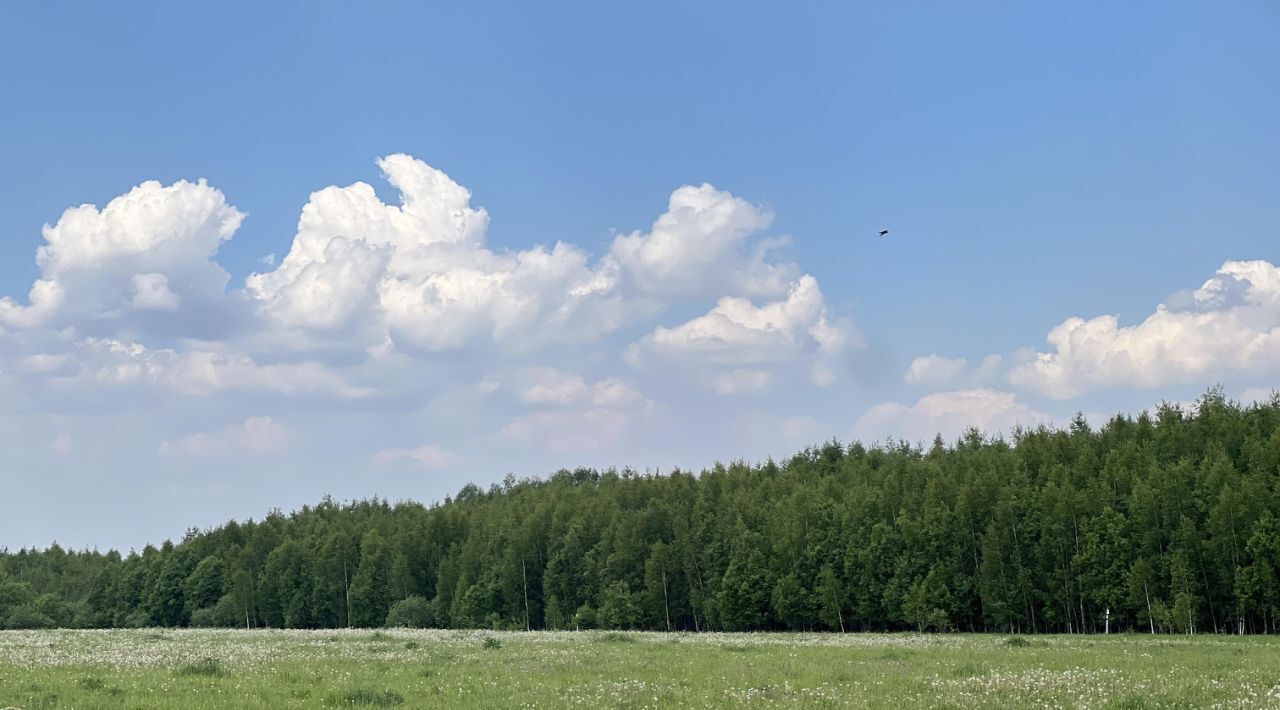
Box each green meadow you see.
[2,629,1278,708]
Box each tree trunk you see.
[522,556,531,632]
[344,560,352,628]
[1199,563,1218,634]
[1152,580,1162,637]
[661,566,671,632]
[691,556,709,632]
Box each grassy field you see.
[1,629,1278,709]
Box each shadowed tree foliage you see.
[4,388,1280,633]
[349,529,392,628]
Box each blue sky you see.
[1,2,1277,550]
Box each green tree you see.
[597,581,641,629]
[771,572,812,631]
[349,530,391,628]
[815,563,846,632]
[717,547,770,630]
[903,570,953,632]
[1074,507,1130,631]
[385,595,435,628]
[183,555,225,618]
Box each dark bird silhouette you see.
[878,229,889,237]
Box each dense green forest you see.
[4,388,1280,634]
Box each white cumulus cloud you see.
[246,154,630,354]
[1009,260,1280,399]
[0,178,243,333]
[629,275,857,391]
[609,183,792,298]
[0,153,857,476]
[634,276,832,363]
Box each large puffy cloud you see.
[609,183,794,298]
[853,389,1051,443]
[0,153,849,414]
[0,154,854,472]
[380,241,626,353]
[633,276,839,363]
[246,155,630,353]
[239,153,852,395]
[628,275,858,389]
[1010,260,1280,399]
[248,236,391,334]
[246,161,820,357]
[0,178,244,335]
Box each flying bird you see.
[878,229,889,237]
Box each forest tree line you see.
[3,388,1280,634]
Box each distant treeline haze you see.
[4,388,1280,634]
